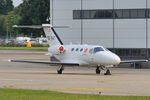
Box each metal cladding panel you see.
[147,0,150,48]
[53,0,82,44]
[83,20,113,48]
[149,0,150,7]
[53,20,82,44]
[83,0,113,9]
[53,0,81,20]
[115,19,146,48]
[148,19,150,48]
[115,0,146,9]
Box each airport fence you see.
[0,38,48,47]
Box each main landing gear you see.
[96,66,111,75]
[104,69,111,75]
[57,66,64,74]
[96,67,101,74]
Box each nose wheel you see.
[57,66,64,74]
[96,66,111,75]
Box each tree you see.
[7,11,21,38]
[0,0,14,15]
[0,0,14,38]
[0,15,6,38]
[17,0,50,37]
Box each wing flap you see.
[10,59,80,66]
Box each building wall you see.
[114,0,147,48]
[83,20,113,47]
[52,0,82,44]
[115,0,146,9]
[52,0,150,49]
[82,0,113,47]
[149,19,150,48]
[147,0,150,48]
[51,0,150,68]
[82,0,113,9]
[114,19,146,48]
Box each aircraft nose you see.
[113,55,121,65]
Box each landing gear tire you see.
[57,70,63,74]
[96,67,101,74]
[104,69,111,75]
[57,66,64,74]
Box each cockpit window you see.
[93,47,104,53]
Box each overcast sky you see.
[13,0,23,7]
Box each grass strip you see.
[0,88,149,100]
[0,46,48,50]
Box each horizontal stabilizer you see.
[13,25,69,29]
[13,25,42,29]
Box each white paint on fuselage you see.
[48,45,121,66]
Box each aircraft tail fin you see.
[42,24,63,46]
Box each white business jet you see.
[11,24,147,75]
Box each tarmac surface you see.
[0,50,150,96]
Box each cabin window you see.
[76,48,79,51]
[71,48,74,51]
[80,48,83,52]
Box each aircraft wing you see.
[120,59,148,63]
[10,59,80,66]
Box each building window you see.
[73,9,150,19]
[91,10,113,19]
[114,49,147,59]
[122,9,130,18]
[114,10,122,18]
[105,10,113,18]
[137,9,146,18]
[82,10,90,19]
[73,10,81,19]
[130,9,138,18]
[91,10,97,19]
[94,10,105,19]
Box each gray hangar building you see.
[50,0,150,68]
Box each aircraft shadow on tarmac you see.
[1,71,110,76]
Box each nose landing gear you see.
[96,66,111,75]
